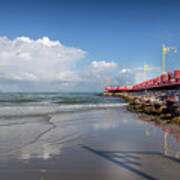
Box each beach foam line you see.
[0,103,127,118]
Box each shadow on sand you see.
[82,145,180,180]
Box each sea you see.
[0,92,127,117]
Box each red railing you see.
[105,69,180,92]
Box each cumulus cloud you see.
[0,36,88,91]
[87,61,117,78]
[91,61,117,70]
[71,60,118,91]
[0,36,86,82]
[113,65,161,87]
[0,36,118,91]
[0,36,161,92]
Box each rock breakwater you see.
[100,89,180,125]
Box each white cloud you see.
[119,68,131,73]
[91,61,117,70]
[88,60,117,76]
[1,36,162,92]
[36,37,60,47]
[113,65,161,87]
[0,36,86,84]
[72,60,118,91]
[0,36,118,91]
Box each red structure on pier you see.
[105,69,180,92]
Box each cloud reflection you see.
[17,143,62,160]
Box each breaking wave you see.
[0,103,127,118]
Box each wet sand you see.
[0,107,179,180]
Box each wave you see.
[0,103,127,118]
[0,98,39,103]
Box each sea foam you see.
[0,103,127,118]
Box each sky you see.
[0,0,180,92]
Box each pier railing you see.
[105,69,180,92]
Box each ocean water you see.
[0,92,127,117]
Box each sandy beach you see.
[0,107,179,180]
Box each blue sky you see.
[0,0,180,91]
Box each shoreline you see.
[100,90,180,125]
[0,103,127,119]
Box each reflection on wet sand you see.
[82,145,180,180]
[0,114,81,162]
[163,129,180,159]
[145,122,150,136]
[142,118,180,159]
[17,143,62,160]
[93,121,119,130]
[0,108,179,180]
[83,145,157,180]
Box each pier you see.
[105,69,180,93]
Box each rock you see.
[101,89,180,125]
[174,106,180,116]
[160,113,172,119]
[171,116,180,125]
[166,96,179,106]
[157,105,168,114]
[145,106,159,115]
[134,98,141,105]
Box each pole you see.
[144,64,148,81]
[162,44,166,74]
[144,68,146,81]
[135,73,139,83]
[164,131,168,156]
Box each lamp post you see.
[144,64,148,81]
[162,44,166,74]
[135,72,140,83]
[162,44,177,74]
